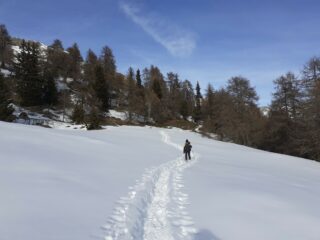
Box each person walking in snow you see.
[183,139,192,161]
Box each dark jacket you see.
[183,143,192,153]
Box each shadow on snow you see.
[193,229,221,240]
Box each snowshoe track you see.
[103,130,198,240]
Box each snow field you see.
[103,131,197,240]
[1,122,320,240]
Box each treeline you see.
[0,24,200,128]
[201,68,320,161]
[0,24,319,161]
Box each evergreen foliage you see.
[43,68,58,106]
[15,40,44,106]
[72,102,85,124]
[2,23,320,161]
[126,67,136,121]
[67,43,83,81]
[193,81,202,122]
[93,64,109,111]
[47,39,69,79]
[0,73,14,121]
[136,69,142,88]
[0,24,13,68]
[86,108,101,130]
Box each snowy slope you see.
[1,122,320,240]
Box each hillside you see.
[2,22,320,162]
[1,122,320,240]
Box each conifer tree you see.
[167,72,182,118]
[142,67,151,88]
[67,43,83,81]
[15,40,44,106]
[227,76,259,107]
[150,66,166,100]
[193,81,202,122]
[86,107,101,130]
[152,79,162,99]
[47,39,68,79]
[43,68,58,106]
[51,39,64,50]
[0,24,13,68]
[0,73,14,121]
[93,64,109,111]
[134,69,146,119]
[84,49,98,85]
[261,73,302,155]
[225,77,263,146]
[127,67,136,121]
[136,69,142,88]
[143,66,169,123]
[72,102,85,124]
[202,84,217,132]
[203,83,215,118]
[271,72,301,119]
[100,46,116,77]
[180,80,194,119]
[300,58,320,160]
[100,46,117,103]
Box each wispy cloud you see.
[119,1,196,57]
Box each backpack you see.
[184,143,192,152]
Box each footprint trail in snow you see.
[103,130,198,240]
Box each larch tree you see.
[47,39,69,79]
[262,73,303,156]
[167,72,182,118]
[100,46,117,103]
[180,80,194,120]
[225,76,262,146]
[66,43,83,81]
[300,58,320,160]
[84,49,98,85]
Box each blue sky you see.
[1,0,320,105]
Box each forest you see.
[0,24,319,161]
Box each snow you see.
[56,80,69,91]
[11,104,78,128]
[11,104,50,121]
[1,122,320,240]
[12,45,22,54]
[39,42,48,51]
[12,42,47,53]
[187,116,193,122]
[47,121,85,130]
[106,110,146,123]
[66,77,74,83]
[107,110,127,120]
[260,106,270,116]
[104,131,197,239]
[0,68,11,77]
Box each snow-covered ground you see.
[1,122,320,240]
[0,68,11,77]
[107,110,127,121]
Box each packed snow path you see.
[103,130,198,240]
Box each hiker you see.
[183,139,192,161]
